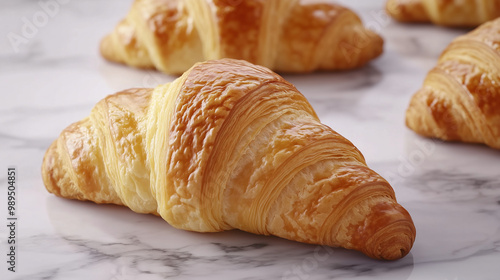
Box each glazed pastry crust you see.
[100,0,383,74]
[406,18,500,149]
[387,0,500,27]
[42,59,415,260]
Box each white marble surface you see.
[1,0,500,279]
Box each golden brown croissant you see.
[406,18,500,149]
[100,0,384,74]
[42,59,415,260]
[386,0,500,27]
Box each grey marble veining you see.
[1,0,500,279]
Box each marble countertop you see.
[1,0,499,279]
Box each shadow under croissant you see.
[46,195,415,276]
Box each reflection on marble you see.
[0,0,499,279]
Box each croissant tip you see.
[99,34,116,62]
[41,140,61,196]
[352,201,416,260]
[376,231,414,260]
[359,219,415,261]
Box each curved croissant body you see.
[42,59,415,260]
[406,18,500,149]
[386,0,500,27]
[100,0,383,74]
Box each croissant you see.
[386,0,500,27]
[42,59,415,260]
[406,18,500,149]
[100,0,383,74]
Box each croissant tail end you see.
[369,31,384,61]
[365,220,415,260]
[100,34,121,64]
[41,140,62,197]
[41,137,89,202]
[405,90,435,138]
[405,103,418,132]
[353,202,416,260]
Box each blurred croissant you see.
[100,0,383,74]
[42,59,415,260]
[406,18,500,149]
[386,0,500,27]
